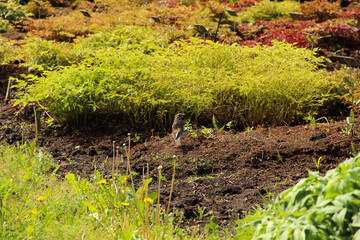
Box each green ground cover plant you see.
[14,26,343,128]
[237,154,360,239]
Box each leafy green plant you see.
[201,127,212,139]
[245,126,254,133]
[342,110,355,136]
[312,156,322,170]
[194,205,206,220]
[212,115,226,132]
[304,112,317,128]
[183,119,193,132]
[225,121,233,130]
[277,151,284,164]
[238,153,360,239]
[184,119,198,139]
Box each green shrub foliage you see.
[0,0,27,24]
[16,26,338,128]
[244,154,360,239]
[21,38,76,70]
[239,0,300,23]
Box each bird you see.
[172,113,185,146]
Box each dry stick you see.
[34,107,38,140]
[144,163,150,238]
[122,212,127,232]
[112,141,115,182]
[21,129,24,146]
[123,134,138,232]
[155,165,163,226]
[127,133,135,192]
[140,164,149,238]
[124,152,129,192]
[14,144,23,180]
[35,109,41,134]
[161,159,176,240]
[4,79,12,104]
[72,224,86,240]
[142,168,147,239]
[81,228,86,240]
[106,158,109,180]
[146,162,149,180]
[116,146,119,190]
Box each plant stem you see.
[162,158,176,240]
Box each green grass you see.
[0,142,235,239]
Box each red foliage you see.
[235,20,316,48]
[317,19,359,39]
[233,0,261,9]
[236,40,258,47]
[339,6,360,24]
[256,29,311,48]
[300,0,340,23]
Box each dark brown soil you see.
[1,64,358,229]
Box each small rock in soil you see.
[310,132,327,141]
[89,148,97,156]
[4,128,12,134]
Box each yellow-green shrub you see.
[0,37,16,64]
[239,0,301,23]
[15,27,341,128]
[0,0,28,25]
[20,37,77,70]
[24,10,124,41]
[23,1,56,18]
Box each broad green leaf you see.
[332,209,347,228]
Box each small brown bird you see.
[172,113,185,146]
